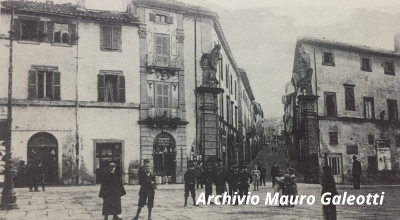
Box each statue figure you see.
[296,59,313,95]
[200,44,221,86]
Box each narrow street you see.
[0,183,398,219]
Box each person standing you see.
[212,158,227,203]
[251,165,260,191]
[285,168,298,207]
[227,165,238,196]
[270,162,280,188]
[229,165,240,205]
[138,159,150,185]
[238,165,252,202]
[321,165,338,220]
[27,161,38,192]
[15,160,27,188]
[352,156,362,189]
[133,165,156,220]
[203,164,213,204]
[194,162,203,189]
[259,164,267,187]
[184,164,199,206]
[274,169,285,207]
[99,162,126,220]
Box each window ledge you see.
[50,43,73,47]
[18,40,40,45]
[154,21,170,25]
[322,62,335,67]
[361,68,372,72]
[384,72,395,76]
[100,48,122,52]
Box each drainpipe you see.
[313,48,321,159]
[74,19,81,185]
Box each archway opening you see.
[153,132,176,183]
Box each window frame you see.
[329,132,338,145]
[154,33,170,67]
[97,70,125,103]
[28,65,60,101]
[100,24,122,52]
[322,51,335,66]
[363,97,375,119]
[154,82,171,108]
[324,92,337,117]
[361,57,372,72]
[344,84,356,111]
[384,60,395,76]
[387,99,398,121]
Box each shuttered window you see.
[155,84,170,108]
[154,34,170,66]
[149,13,173,24]
[28,70,61,100]
[344,86,355,111]
[97,72,125,103]
[100,25,122,51]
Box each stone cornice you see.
[0,99,140,109]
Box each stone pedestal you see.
[197,87,224,166]
[297,95,320,183]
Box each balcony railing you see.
[148,108,183,119]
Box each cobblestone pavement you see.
[0,183,398,220]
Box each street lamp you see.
[1,4,19,210]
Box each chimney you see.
[46,0,53,5]
[394,33,400,53]
[76,0,86,11]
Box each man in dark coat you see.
[15,160,27,188]
[133,165,156,220]
[27,161,38,192]
[259,164,267,186]
[203,164,213,204]
[138,159,150,184]
[270,162,280,187]
[352,156,362,189]
[212,158,227,203]
[99,162,126,220]
[194,162,203,189]
[238,165,252,202]
[227,165,239,196]
[184,164,199,206]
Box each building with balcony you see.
[284,36,400,184]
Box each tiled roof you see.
[132,0,217,17]
[298,36,400,56]
[1,1,139,24]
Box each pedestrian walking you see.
[270,162,280,187]
[133,165,156,220]
[212,158,227,203]
[284,168,297,207]
[27,161,38,192]
[203,164,213,204]
[194,161,203,189]
[352,156,361,189]
[321,165,338,220]
[238,165,252,203]
[229,165,240,205]
[251,165,260,191]
[227,164,238,196]
[259,164,267,186]
[274,169,285,207]
[184,164,199,206]
[99,162,126,220]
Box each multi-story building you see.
[0,0,262,184]
[284,36,400,184]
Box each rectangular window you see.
[368,134,374,145]
[235,106,238,128]
[364,97,374,119]
[344,86,355,111]
[101,25,122,51]
[230,101,234,125]
[220,57,223,81]
[154,34,170,66]
[14,19,57,43]
[323,52,334,66]
[226,64,229,88]
[155,83,170,108]
[54,23,69,43]
[325,92,337,117]
[149,13,173,24]
[347,145,358,154]
[221,95,224,119]
[21,19,38,41]
[230,75,233,94]
[329,132,338,145]
[385,61,395,75]
[361,58,371,71]
[226,96,230,122]
[387,99,398,120]
[28,70,60,100]
[97,72,125,103]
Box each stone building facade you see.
[284,36,400,184]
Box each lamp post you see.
[1,6,18,210]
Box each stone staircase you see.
[248,144,304,182]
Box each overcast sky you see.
[49,0,400,118]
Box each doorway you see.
[153,132,176,183]
[27,132,58,183]
[95,142,122,184]
[328,154,343,184]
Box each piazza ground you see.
[0,183,398,220]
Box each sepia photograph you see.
[0,0,400,219]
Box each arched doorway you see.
[27,132,58,183]
[153,132,176,183]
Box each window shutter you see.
[53,71,61,100]
[149,13,155,21]
[167,16,173,24]
[166,36,170,56]
[102,26,112,49]
[156,84,162,107]
[163,84,169,108]
[69,24,77,44]
[112,27,121,50]
[28,70,37,99]
[118,75,125,103]
[47,21,54,42]
[38,21,46,42]
[13,19,21,40]
[98,74,105,102]
[117,27,122,50]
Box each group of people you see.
[14,160,46,192]
[273,167,298,207]
[99,159,156,220]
